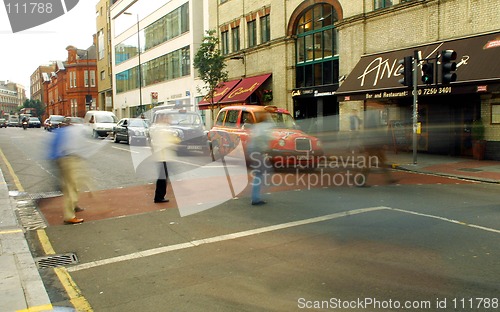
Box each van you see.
[84,110,118,138]
[8,115,19,127]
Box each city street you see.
[1,127,499,311]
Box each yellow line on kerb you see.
[0,148,24,192]
[36,229,93,311]
[16,303,53,312]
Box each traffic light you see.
[398,56,413,86]
[441,50,457,84]
[422,62,434,84]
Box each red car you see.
[208,105,323,168]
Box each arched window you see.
[295,3,339,88]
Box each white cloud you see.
[0,1,97,93]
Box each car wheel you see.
[114,134,120,143]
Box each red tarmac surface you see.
[38,168,474,226]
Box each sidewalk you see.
[387,151,500,183]
[1,151,499,311]
[0,170,52,312]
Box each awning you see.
[198,79,241,106]
[219,73,272,104]
[336,31,500,101]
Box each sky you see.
[0,1,97,93]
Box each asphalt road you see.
[1,126,499,312]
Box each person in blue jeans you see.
[247,120,273,205]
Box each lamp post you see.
[124,12,142,116]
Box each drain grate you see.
[29,191,63,200]
[35,253,78,269]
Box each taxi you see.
[208,105,323,168]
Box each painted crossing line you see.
[66,205,500,273]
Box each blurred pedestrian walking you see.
[247,119,273,205]
[356,110,397,186]
[48,117,91,224]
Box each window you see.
[492,104,500,124]
[260,15,270,44]
[247,20,257,48]
[215,110,226,126]
[101,70,106,81]
[115,3,189,65]
[98,30,105,60]
[232,26,240,52]
[116,46,190,93]
[84,70,89,87]
[295,3,339,88]
[374,0,393,10]
[225,110,239,127]
[221,30,229,55]
[90,71,96,87]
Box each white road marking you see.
[67,205,500,273]
[111,146,140,154]
[67,206,386,272]
[389,207,500,234]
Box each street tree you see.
[193,29,228,123]
[21,99,45,117]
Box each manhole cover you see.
[35,253,78,269]
[458,168,483,172]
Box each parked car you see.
[148,109,209,155]
[44,115,65,131]
[208,105,323,168]
[8,115,19,127]
[64,117,85,125]
[84,110,118,138]
[28,117,41,128]
[0,118,7,128]
[113,118,150,145]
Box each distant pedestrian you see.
[348,109,362,152]
[356,111,397,186]
[247,119,273,205]
[48,117,89,224]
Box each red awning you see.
[219,73,272,104]
[198,79,241,105]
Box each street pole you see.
[412,50,419,164]
[137,14,143,116]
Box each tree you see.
[193,29,228,123]
[21,99,45,117]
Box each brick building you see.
[30,64,56,105]
[45,45,98,118]
[207,0,500,159]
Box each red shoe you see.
[64,218,84,224]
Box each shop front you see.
[291,85,339,134]
[335,32,500,157]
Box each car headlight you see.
[278,139,286,147]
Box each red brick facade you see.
[44,45,98,119]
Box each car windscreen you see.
[269,112,297,129]
[129,119,149,127]
[155,113,201,126]
[52,116,65,121]
[96,115,118,123]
